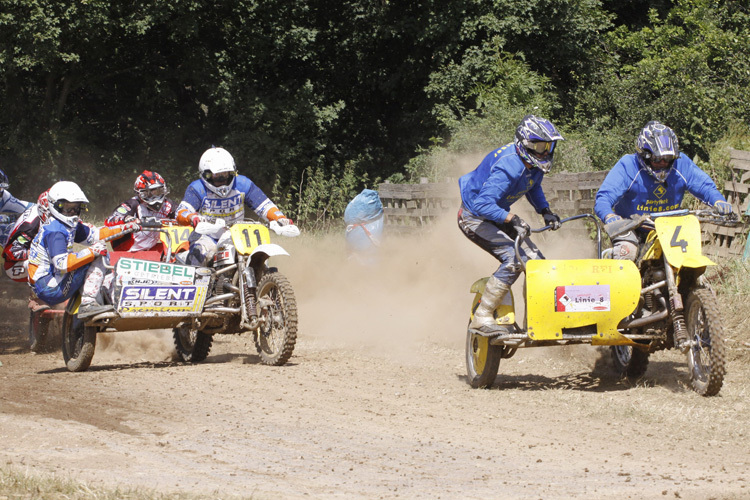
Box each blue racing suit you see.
[28,220,100,305]
[176,175,286,265]
[0,190,32,247]
[595,154,725,221]
[457,144,549,284]
[0,190,32,214]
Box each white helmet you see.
[48,181,89,227]
[199,147,237,197]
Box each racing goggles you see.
[524,140,555,155]
[207,171,235,187]
[650,154,676,166]
[138,185,167,202]
[57,201,87,216]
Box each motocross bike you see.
[604,209,739,396]
[465,209,737,396]
[170,219,299,365]
[60,219,299,371]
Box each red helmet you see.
[134,171,169,208]
[37,188,51,224]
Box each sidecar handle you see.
[514,213,602,272]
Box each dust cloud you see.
[91,190,603,367]
[281,199,602,363]
[95,330,176,363]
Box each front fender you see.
[249,243,289,266]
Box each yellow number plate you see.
[230,224,271,255]
[160,226,194,252]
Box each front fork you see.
[663,254,689,352]
[237,256,259,329]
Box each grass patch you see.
[0,466,236,500]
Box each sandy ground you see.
[1,213,749,499]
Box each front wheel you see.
[465,325,502,388]
[173,325,213,362]
[61,306,97,372]
[255,271,297,366]
[610,344,649,381]
[685,288,726,396]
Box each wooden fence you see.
[704,148,750,258]
[377,172,607,230]
[378,149,750,259]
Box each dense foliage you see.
[1,0,749,224]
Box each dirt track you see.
[1,217,749,499]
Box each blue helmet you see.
[0,168,8,192]
[635,121,680,182]
[514,115,564,173]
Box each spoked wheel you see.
[61,307,97,372]
[173,325,213,362]
[255,271,297,366]
[685,288,726,397]
[610,344,649,381]
[465,324,502,389]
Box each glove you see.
[270,220,301,237]
[122,221,141,233]
[604,214,627,239]
[90,241,108,257]
[276,217,293,226]
[195,219,226,238]
[541,208,561,230]
[189,214,204,228]
[124,215,137,223]
[714,200,732,215]
[604,214,623,224]
[509,214,530,239]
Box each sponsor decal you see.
[117,258,195,284]
[555,285,610,312]
[118,285,206,314]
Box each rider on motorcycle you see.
[0,168,32,215]
[27,181,140,318]
[595,121,731,260]
[2,188,51,283]
[458,114,564,335]
[176,146,296,266]
[105,170,176,253]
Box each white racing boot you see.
[469,276,512,336]
[78,259,113,319]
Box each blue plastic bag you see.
[345,189,384,255]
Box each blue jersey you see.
[178,175,278,225]
[28,219,96,283]
[0,190,32,214]
[458,144,550,223]
[595,154,725,221]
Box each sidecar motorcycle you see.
[466,209,738,396]
[61,219,299,372]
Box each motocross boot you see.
[469,276,512,336]
[78,259,113,319]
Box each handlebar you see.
[607,209,741,239]
[513,213,602,273]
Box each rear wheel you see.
[465,324,502,388]
[173,325,213,362]
[610,344,649,380]
[255,271,297,366]
[61,308,97,372]
[685,288,726,396]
